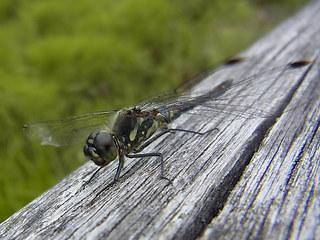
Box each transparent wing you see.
[136,60,311,119]
[23,111,118,146]
[136,57,246,111]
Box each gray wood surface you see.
[1,1,320,239]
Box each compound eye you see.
[83,145,105,166]
[94,132,114,152]
[83,132,117,166]
[85,131,98,146]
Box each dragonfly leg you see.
[83,166,104,185]
[83,127,217,186]
[133,127,219,153]
[166,127,219,135]
[132,129,172,153]
[114,154,124,182]
[83,152,126,185]
[114,153,125,181]
[126,152,172,183]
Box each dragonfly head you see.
[83,131,117,166]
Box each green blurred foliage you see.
[0,0,309,222]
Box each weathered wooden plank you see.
[198,1,320,239]
[1,1,319,240]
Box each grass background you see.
[0,0,309,222]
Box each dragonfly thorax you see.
[112,108,165,152]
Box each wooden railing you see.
[1,1,319,239]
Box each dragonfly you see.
[23,58,311,183]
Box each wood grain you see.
[1,1,319,239]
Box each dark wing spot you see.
[225,57,246,65]
[289,60,311,68]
